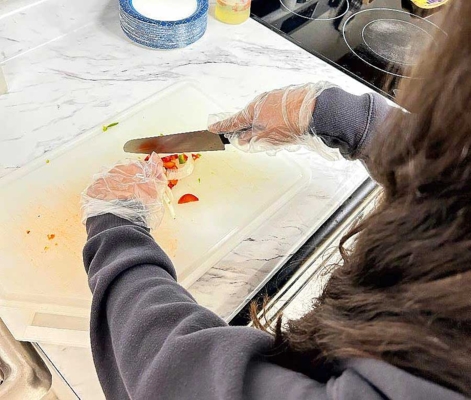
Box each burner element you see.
[279,0,349,21]
[343,8,445,78]
[362,19,435,66]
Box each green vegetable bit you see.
[198,178,201,183]
[178,154,187,164]
[102,122,119,131]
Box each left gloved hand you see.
[81,153,167,230]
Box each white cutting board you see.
[0,82,310,346]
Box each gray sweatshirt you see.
[83,88,467,400]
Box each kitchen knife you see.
[123,130,231,154]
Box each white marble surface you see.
[38,343,105,400]
[1,0,373,398]
[0,0,110,63]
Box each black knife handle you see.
[219,134,231,145]
[219,127,251,145]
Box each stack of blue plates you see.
[119,0,209,49]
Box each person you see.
[80,1,470,399]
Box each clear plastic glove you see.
[81,153,167,230]
[208,82,341,160]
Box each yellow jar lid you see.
[410,0,449,9]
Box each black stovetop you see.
[251,0,446,103]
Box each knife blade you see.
[123,130,231,154]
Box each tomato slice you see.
[144,155,150,162]
[192,153,201,161]
[178,194,199,204]
[163,161,177,169]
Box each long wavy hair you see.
[254,1,471,396]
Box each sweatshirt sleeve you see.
[83,214,328,400]
[311,87,392,163]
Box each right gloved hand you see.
[208,82,341,160]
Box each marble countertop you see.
[1,0,372,397]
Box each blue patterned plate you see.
[119,0,208,49]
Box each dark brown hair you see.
[254,1,471,396]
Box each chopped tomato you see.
[178,194,199,204]
[168,179,178,189]
[178,154,188,164]
[163,161,177,169]
[161,154,178,163]
[192,153,201,161]
[144,155,150,162]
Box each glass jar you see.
[215,0,251,25]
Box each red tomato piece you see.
[192,153,201,161]
[161,154,178,163]
[178,194,199,204]
[144,155,150,162]
[168,180,178,189]
[163,161,176,169]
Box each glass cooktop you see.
[251,0,447,103]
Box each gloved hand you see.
[208,82,340,160]
[81,153,167,230]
